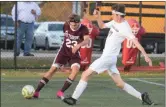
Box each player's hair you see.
[68,13,81,23]
[112,3,125,17]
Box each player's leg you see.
[63,57,107,105]
[33,66,58,98]
[63,68,95,105]
[72,67,96,98]
[33,53,67,98]
[108,70,142,99]
[108,66,154,105]
[57,63,80,99]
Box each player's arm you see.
[72,35,90,54]
[131,38,152,66]
[93,9,106,29]
[34,3,41,17]
[79,35,90,47]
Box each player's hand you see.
[93,9,101,19]
[72,44,81,54]
[31,9,36,15]
[144,55,152,66]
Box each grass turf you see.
[1,70,165,107]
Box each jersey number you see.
[126,39,136,48]
[81,38,92,48]
[66,39,78,48]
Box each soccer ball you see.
[22,85,35,99]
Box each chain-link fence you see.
[1,1,165,69]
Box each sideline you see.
[129,78,165,87]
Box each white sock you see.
[123,83,142,100]
[72,80,88,100]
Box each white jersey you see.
[101,20,135,57]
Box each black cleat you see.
[141,92,155,105]
[63,96,77,105]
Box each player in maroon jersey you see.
[33,14,90,99]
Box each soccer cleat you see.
[63,96,77,105]
[33,91,40,98]
[56,90,64,100]
[141,92,154,105]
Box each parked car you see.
[0,14,15,49]
[157,41,165,54]
[34,22,41,31]
[141,41,155,53]
[33,21,64,50]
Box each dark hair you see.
[68,14,80,23]
[112,3,125,17]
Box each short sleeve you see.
[82,25,89,36]
[34,3,41,16]
[123,31,136,40]
[104,20,114,28]
[121,22,136,40]
[63,22,68,33]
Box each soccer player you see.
[122,18,145,71]
[63,4,154,106]
[33,14,90,99]
[80,18,100,70]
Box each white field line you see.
[1,77,164,82]
[129,78,165,87]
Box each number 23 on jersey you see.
[66,38,92,48]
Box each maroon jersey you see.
[59,22,89,56]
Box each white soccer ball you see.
[22,85,35,99]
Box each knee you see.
[69,70,79,80]
[49,66,57,73]
[81,72,87,80]
[116,82,125,89]
[71,66,80,74]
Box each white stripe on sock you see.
[40,80,46,85]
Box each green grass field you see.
[1,70,165,107]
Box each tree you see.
[1,2,15,15]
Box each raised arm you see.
[93,9,105,29]
[35,3,41,16]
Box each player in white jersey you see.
[63,4,154,106]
